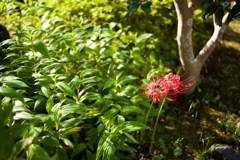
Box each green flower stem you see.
[149,96,167,154]
[141,102,153,139]
[144,101,153,125]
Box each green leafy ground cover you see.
[0,0,240,159]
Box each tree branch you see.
[196,13,230,67]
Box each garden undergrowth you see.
[0,0,240,160]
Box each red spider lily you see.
[143,73,193,103]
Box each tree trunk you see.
[173,0,229,94]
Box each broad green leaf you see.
[122,106,143,115]
[96,131,115,160]
[61,117,84,128]
[80,69,100,77]
[121,143,138,153]
[136,33,152,44]
[28,144,50,160]
[41,86,52,98]
[127,2,140,13]
[61,137,74,148]
[71,143,87,158]
[116,121,149,133]
[103,78,116,90]
[35,75,54,87]
[0,86,24,102]
[103,108,119,120]
[118,75,137,85]
[34,96,46,111]
[32,39,50,58]
[117,85,139,97]
[1,76,29,88]
[141,1,152,13]
[13,32,31,40]
[124,133,138,144]
[60,103,86,114]
[97,123,105,134]
[80,92,101,101]
[81,76,102,84]
[40,135,61,148]
[117,115,125,124]
[68,76,81,89]
[13,111,34,120]
[46,95,54,113]
[56,82,77,98]
[13,100,30,112]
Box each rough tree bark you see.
[173,0,230,94]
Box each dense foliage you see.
[0,0,240,159]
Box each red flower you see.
[143,73,192,103]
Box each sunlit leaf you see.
[1,76,29,88]
[61,117,84,128]
[103,78,116,90]
[13,111,34,120]
[116,121,149,133]
[61,137,74,149]
[0,86,24,102]
[46,95,54,113]
[56,82,77,98]
[28,144,50,160]
[118,75,137,85]
[122,106,143,115]
[136,33,152,44]
[32,39,50,58]
[96,131,115,160]
[41,86,52,98]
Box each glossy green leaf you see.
[34,96,46,111]
[122,106,143,115]
[32,39,50,58]
[141,1,152,13]
[0,86,24,102]
[56,82,77,98]
[1,76,29,88]
[127,1,140,13]
[116,121,149,133]
[81,92,101,101]
[41,86,52,98]
[60,103,86,114]
[13,111,34,120]
[61,117,84,128]
[28,144,50,160]
[40,135,61,148]
[103,78,116,90]
[61,137,74,148]
[46,95,54,113]
[96,131,115,160]
[118,75,137,85]
[68,76,81,89]
[136,33,152,44]
[13,100,30,112]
